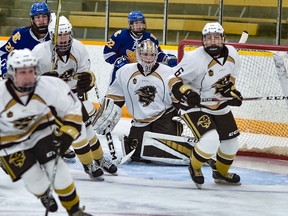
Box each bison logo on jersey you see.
[14,115,37,130]
[59,68,75,82]
[135,85,157,107]
[197,115,211,129]
[9,151,26,167]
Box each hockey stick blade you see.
[118,149,136,165]
[238,31,249,43]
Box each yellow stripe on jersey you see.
[134,110,166,123]
[0,112,54,143]
[62,114,82,125]
[106,94,125,102]
[168,76,182,89]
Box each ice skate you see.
[207,158,241,185]
[95,156,117,175]
[213,170,241,185]
[62,147,76,164]
[38,189,58,212]
[188,163,204,189]
[68,206,93,216]
[83,162,104,181]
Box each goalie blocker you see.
[121,131,195,165]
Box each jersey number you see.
[174,67,184,77]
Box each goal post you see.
[177,39,288,160]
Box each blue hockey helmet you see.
[30,2,50,17]
[128,11,146,38]
[30,2,51,34]
[128,11,145,23]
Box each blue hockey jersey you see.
[0,27,50,77]
[103,29,168,83]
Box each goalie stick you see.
[94,85,119,163]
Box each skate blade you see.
[63,158,76,164]
[194,182,203,189]
[89,176,105,182]
[214,179,241,185]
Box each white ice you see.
[1,118,288,216]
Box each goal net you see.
[178,40,288,160]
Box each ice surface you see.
[1,119,288,216]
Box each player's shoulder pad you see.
[111,29,128,39]
[145,32,158,42]
[12,27,30,35]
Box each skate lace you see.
[225,172,235,179]
[100,157,113,169]
[194,168,203,177]
[40,193,56,207]
[70,206,88,216]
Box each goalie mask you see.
[48,15,73,53]
[128,11,146,38]
[7,49,38,93]
[136,39,158,75]
[202,22,225,57]
[30,2,51,34]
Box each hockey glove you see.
[76,71,96,94]
[172,82,200,107]
[212,74,243,107]
[114,56,129,69]
[53,125,80,156]
[163,54,177,67]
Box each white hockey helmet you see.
[136,39,158,75]
[202,22,224,36]
[7,49,38,93]
[48,14,73,52]
[202,22,225,56]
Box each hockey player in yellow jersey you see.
[169,22,243,188]
[0,49,92,215]
[32,15,117,178]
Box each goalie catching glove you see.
[94,98,122,135]
[75,71,96,94]
[53,125,80,156]
[172,82,200,107]
[212,74,243,106]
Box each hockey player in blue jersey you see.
[103,10,178,84]
[0,2,51,78]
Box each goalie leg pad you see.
[141,131,195,165]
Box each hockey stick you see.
[201,95,288,102]
[44,143,61,216]
[51,0,62,71]
[238,31,249,43]
[94,85,119,163]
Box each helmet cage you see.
[136,39,158,75]
[48,15,73,52]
